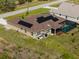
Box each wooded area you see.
[0,0,51,13]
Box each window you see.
[37,32,41,36]
[77,17,79,20]
[46,29,51,33]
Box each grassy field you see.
[6,8,49,20]
[0,24,79,59]
[50,3,60,7]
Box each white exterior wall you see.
[32,28,52,39]
[55,13,66,19]
[54,13,79,24]
[67,17,79,23]
[67,17,75,20]
[32,32,38,38]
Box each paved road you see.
[0,0,67,18]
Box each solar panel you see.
[52,17,59,22]
[37,15,59,23]
[37,16,45,23]
[45,15,53,20]
[18,20,33,28]
[46,15,59,22]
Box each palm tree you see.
[26,0,32,15]
[18,0,26,4]
[26,0,29,15]
[0,0,16,12]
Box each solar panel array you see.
[37,16,45,23]
[45,15,53,20]
[52,17,59,21]
[37,15,59,23]
[18,20,33,28]
[18,15,59,28]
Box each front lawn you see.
[6,8,49,20]
[50,3,60,7]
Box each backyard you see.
[0,23,79,59]
[50,3,60,7]
[6,8,49,21]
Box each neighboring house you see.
[53,2,79,23]
[9,14,69,39]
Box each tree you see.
[38,0,48,1]
[25,0,32,16]
[18,0,26,4]
[0,0,16,12]
[27,0,32,2]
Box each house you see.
[8,13,77,39]
[9,14,68,39]
[53,2,79,24]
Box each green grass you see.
[0,51,9,59]
[0,25,36,47]
[0,25,79,59]
[6,8,49,20]
[42,36,76,59]
[0,1,52,14]
[50,3,60,7]
[28,8,49,15]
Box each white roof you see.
[53,2,79,18]
[0,18,8,26]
